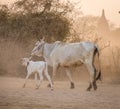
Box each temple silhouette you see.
[97,9,110,37]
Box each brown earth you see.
[0,77,120,109]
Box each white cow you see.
[21,58,53,90]
[31,38,101,91]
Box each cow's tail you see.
[93,46,102,81]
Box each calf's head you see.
[21,58,30,66]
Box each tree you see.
[0,4,9,24]
[8,0,75,42]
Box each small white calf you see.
[21,58,53,90]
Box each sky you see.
[81,0,120,27]
[0,0,120,27]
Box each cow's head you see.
[31,37,45,57]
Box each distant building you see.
[97,9,110,37]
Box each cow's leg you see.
[47,65,58,87]
[23,73,31,88]
[92,65,97,90]
[52,65,58,78]
[85,62,97,91]
[65,68,75,89]
[45,71,53,90]
[51,65,58,84]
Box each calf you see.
[21,58,53,90]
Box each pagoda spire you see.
[102,9,105,19]
[97,9,110,37]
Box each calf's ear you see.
[20,58,23,64]
[29,56,32,60]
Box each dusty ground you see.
[0,77,120,109]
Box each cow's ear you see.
[41,37,45,42]
[35,41,40,45]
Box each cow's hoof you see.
[35,86,39,90]
[93,82,97,90]
[93,85,97,91]
[70,86,75,89]
[70,82,75,89]
[51,88,54,91]
[47,84,51,88]
[22,84,25,88]
[86,83,92,91]
[86,88,91,91]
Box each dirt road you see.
[0,77,120,109]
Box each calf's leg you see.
[35,73,39,88]
[23,73,31,88]
[36,71,44,89]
